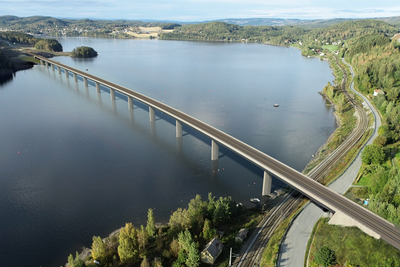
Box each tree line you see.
[66,193,254,267]
[0,31,63,51]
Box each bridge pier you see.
[83,77,88,87]
[96,82,101,93]
[176,120,182,138]
[45,62,49,68]
[128,96,133,110]
[65,69,69,78]
[149,106,155,122]
[73,73,78,82]
[51,64,54,71]
[110,88,115,100]
[211,140,219,160]
[262,171,272,196]
[58,66,61,75]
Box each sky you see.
[1,0,400,22]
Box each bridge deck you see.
[33,54,400,250]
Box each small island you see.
[71,46,98,58]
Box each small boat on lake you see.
[273,103,279,107]
[250,198,260,204]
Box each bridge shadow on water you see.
[41,66,286,197]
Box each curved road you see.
[33,54,400,251]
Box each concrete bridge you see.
[34,54,400,250]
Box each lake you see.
[0,38,335,267]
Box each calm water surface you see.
[0,38,335,267]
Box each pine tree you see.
[146,208,156,237]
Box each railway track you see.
[232,57,369,267]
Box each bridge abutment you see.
[329,210,382,239]
[262,171,272,196]
[149,106,155,121]
[211,140,219,160]
[176,120,182,138]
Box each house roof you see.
[202,238,223,258]
[236,228,249,240]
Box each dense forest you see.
[342,33,400,226]
[159,20,398,46]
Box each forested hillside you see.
[0,31,63,51]
[160,19,398,45]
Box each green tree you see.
[146,208,156,237]
[153,257,163,267]
[186,242,200,267]
[67,252,85,267]
[361,144,386,165]
[202,219,216,240]
[71,46,98,58]
[373,135,387,147]
[314,245,336,267]
[141,256,151,267]
[118,222,139,265]
[91,236,107,261]
[138,225,149,253]
[170,239,180,258]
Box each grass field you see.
[126,26,174,38]
[308,218,400,266]
[322,45,339,52]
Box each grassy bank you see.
[307,218,400,266]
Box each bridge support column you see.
[262,171,272,196]
[51,64,54,71]
[73,73,78,82]
[45,62,49,68]
[40,59,43,65]
[211,140,219,161]
[176,120,182,138]
[58,66,61,75]
[65,69,69,78]
[83,77,88,87]
[128,96,133,110]
[95,82,101,93]
[149,106,155,122]
[110,88,115,100]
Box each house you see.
[235,229,249,243]
[374,89,384,96]
[201,238,224,265]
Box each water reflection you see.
[0,73,14,86]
